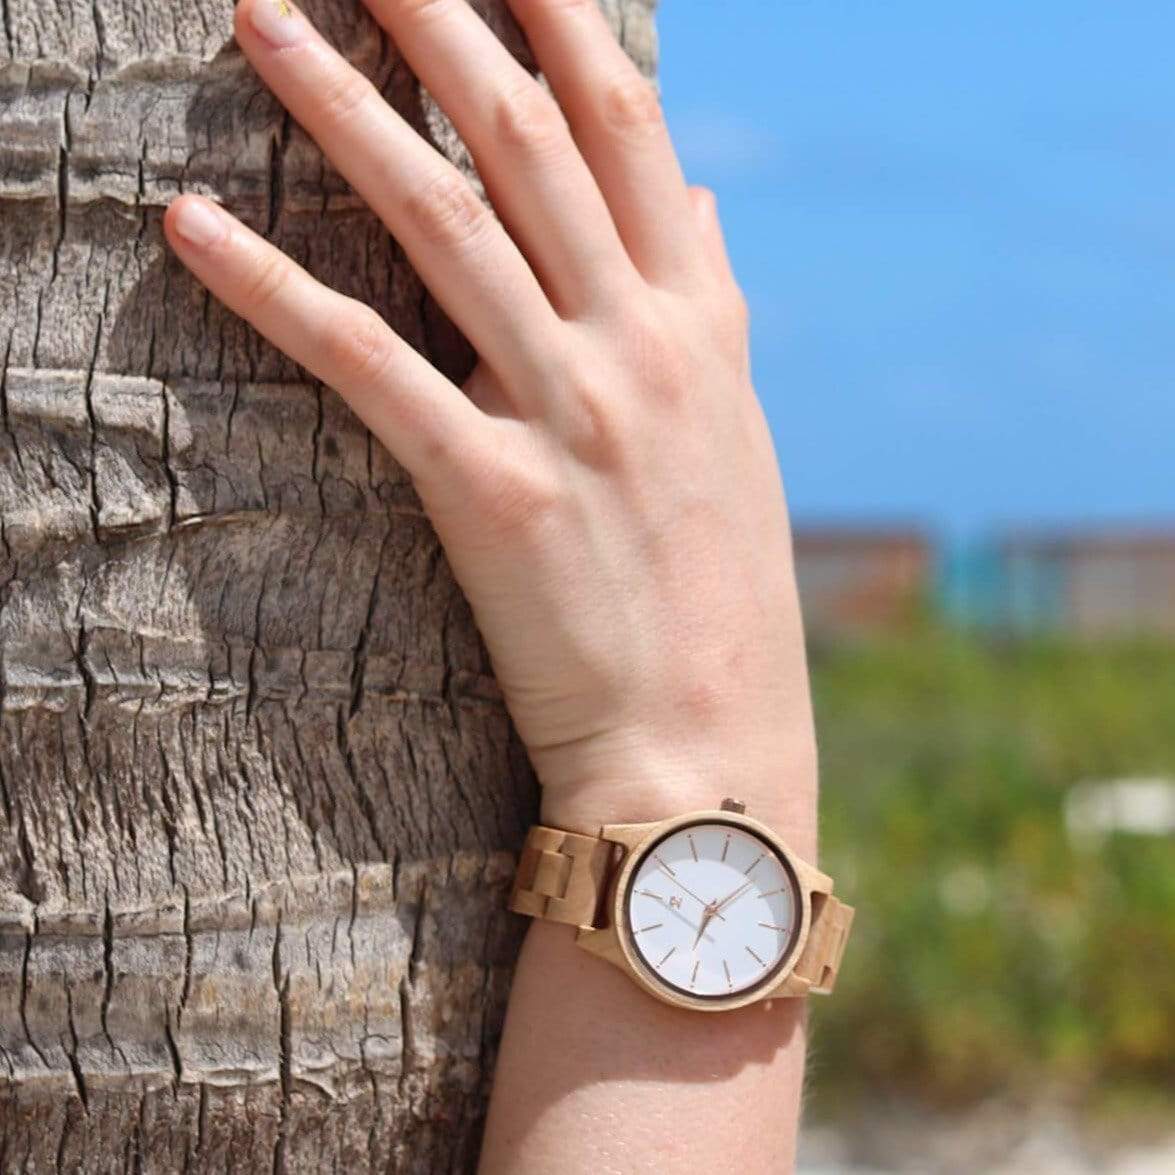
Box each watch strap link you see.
[791,892,855,995]
[509,825,614,929]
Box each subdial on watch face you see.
[625,822,799,998]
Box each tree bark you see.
[0,0,657,1169]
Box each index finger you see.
[163,193,494,492]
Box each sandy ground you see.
[797,1100,1175,1174]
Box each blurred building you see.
[792,527,932,638]
[1000,530,1175,638]
[793,525,1175,640]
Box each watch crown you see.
[720,797,746,814]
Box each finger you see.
[507,0,701,287]
[163,193,497,495]
[365,0,636,316]
[234,0,560,396]
[688,186,737,286]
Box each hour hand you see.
[691,899,725,950]
[692,910,713,950]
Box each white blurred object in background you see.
[1064,777,1175,843]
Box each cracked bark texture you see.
[0,0,657,1169]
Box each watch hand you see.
[713,881,753,914]
[689,885,747,953]
[655,863,727,920]
[691,905,716,950]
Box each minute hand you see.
[713,881,753,915]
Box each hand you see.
[691,880,751,949]
[712,880,753,916]
[163,0,816,838]
[692,908,715,951]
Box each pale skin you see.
[163,0,818,1169]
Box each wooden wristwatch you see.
[508,798,854,1011]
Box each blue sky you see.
[658,1,1175,535]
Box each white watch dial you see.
[625,822,800,998]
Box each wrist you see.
[530,706,819,861]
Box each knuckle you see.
[495,83,568,154]
[721,285,750,332]
[323,305,396,387]
[319,68,373,126]
[560,378,630,471]
[544,0,599,17]
[715,288,751,362]
[240,252,289,311]
[479,458,564,539]
[626,300,677,357]
[403,170,489,249]
[689,185,717,214]
[394,0,448,17]
[511,0,587,14]
[734,290,751,329]
[600,74,664,138]
[624,309,697,406]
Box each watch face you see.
[624,820,801,1000]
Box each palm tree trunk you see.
[0,0,657,1168]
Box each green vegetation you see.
[806,628,1175,1115]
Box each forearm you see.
[480,922,808,1172]
[480,709,819,1173]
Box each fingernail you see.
[249,0,309,48]
[171,197,227,247]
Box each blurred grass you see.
[806,626,1175,1116]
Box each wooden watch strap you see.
[509,823,855,998]
[792,893,855,995]
[508,824,615,928]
